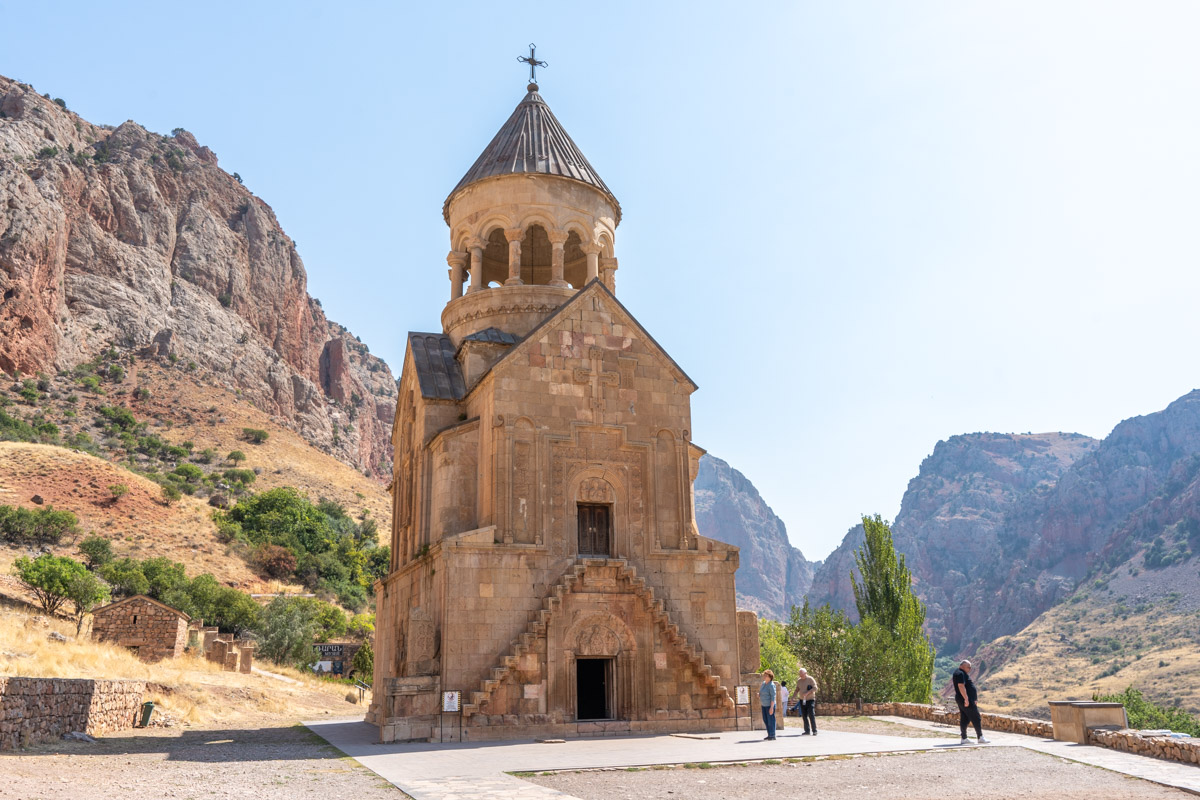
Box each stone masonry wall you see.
[0,677,146,750]
[820,701,1200,766]
[92,597,188,662]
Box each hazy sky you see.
[5,2,1200,560]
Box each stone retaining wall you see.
[0,677,146,750]
[819,701,1054,738]
[1089,727,1200,765]
[819,701,1200,767]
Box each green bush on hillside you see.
[1093,687,1200,736]
[215,488,386,610]
[0,504,80,545]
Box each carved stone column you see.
[601,256,618,292]
[466,236,486,292]
[548,229,569,288]
[582,242,602,284]
[446,251,468,300]
[504,227,524,285]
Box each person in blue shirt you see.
[759,669,777,740]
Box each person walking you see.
[796,667,818,735]
[778,681,789,729]
[759,669,777,740]
[952,659,990,744]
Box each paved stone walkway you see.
[304,716,1200,800]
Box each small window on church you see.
[577,503,611,556]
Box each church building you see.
[369,68,760,742]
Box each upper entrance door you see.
[577,503,611,556]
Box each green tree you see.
[78,535,114,569]
[241,427,269,444]
[13,554,88,615]
[851,514,935,703]
[100,558,149,597]
[758,618,798,687]
[65,570,110,634]
[1093,687,1200,736]
[227,450,246,465]
[257,596,321,666]
[351,640,374,681]
[161,484,182,505]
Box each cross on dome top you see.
[517,43,547,89]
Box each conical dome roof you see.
[443,84,620,224]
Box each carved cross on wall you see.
[573,347,619,413]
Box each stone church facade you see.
[369,80,759,742]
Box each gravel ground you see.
[0,721,411,800]
[799,715,957,738]
[525,747,1189,800]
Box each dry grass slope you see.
[0,607,365,725]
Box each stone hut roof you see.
[92,594,191,621]
[444,84,620,224]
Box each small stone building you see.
[369,76,760,742]
[91,595,189,662]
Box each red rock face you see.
[0,75,394,477]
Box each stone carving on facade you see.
[576,624,622,657]
[405,607,439,676]
[579,477,613,503]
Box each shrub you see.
[0,408,38,442]
[1094,687,1200,736]
[251,543,297,579]
[79,376,102,393]
[172,463,203,484]
[193,448,217,464]
[227,450,246,465]
[0,504,80,545]
[223,468,256,487]
[347,613,375,640]
[97,405,138,431]
[218,292,233,308]
[108,483,129,502]
[241,428,269,444]
[78,535,114,569]
[107,364,125,382]
[19,380,39,404]
[161,484,182,505]
[351,640,374,681]
[37,146,59,159]
[13,554,88,615]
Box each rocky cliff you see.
[811,391,1200,657]
[695,455,815,620]
[0,76,394,476]
[807,432,1100,653]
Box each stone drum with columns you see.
[369,74,756,743]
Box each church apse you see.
[369,59,756,742]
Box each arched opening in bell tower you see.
[482,228,508,288]
[563,231,586,288]
[519,224,553,285]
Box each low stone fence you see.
[819,701,1200,766]
[819,701,1053,738]
[0,677,146,750]
[1089,727,1200,765]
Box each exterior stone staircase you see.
[461,557,732,717]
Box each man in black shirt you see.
[952,659,990,744]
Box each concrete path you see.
[872,715,1200,796]
[305,716,1200,800]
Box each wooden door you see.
[577,504,611,556]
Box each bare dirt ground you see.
[0,719,411,800]
[525,746,1190,800]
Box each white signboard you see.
[736,685,750,705]
[442,690,461,713]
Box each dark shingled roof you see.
[443,85,620,224]
[463,327,520,345]
[408,332,466,400]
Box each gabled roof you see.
[466,279,698,398]
[92,594,190,621]
[443,85,620,224]
[408,332,466,400]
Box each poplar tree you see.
[851,514,935,703]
